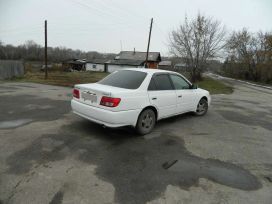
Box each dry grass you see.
[196,77,233,94]
[11,71,109,87]
[7,71,233,94]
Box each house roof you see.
[116,51,161,62]
[86,59,109,64]
[174,63,187,67]
[63,59,86,65]
[65,60,86,65]
[159,60,172,66]
[107,59,145,66]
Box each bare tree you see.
[169,13,226,81]
[0,41,6,59]
[0,40,116,62]
[226,29,254,62]
[224,29,272,82]
[256,31,272,63]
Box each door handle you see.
[152,97,157,100]
[178,95,182,98]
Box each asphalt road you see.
[0,79,272,204]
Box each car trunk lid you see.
[74,83,129,109]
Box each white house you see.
[86,59,109,72]
[85,51,161,73]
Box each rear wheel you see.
[136,109,156,135]
[195,98,208,116]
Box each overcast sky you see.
[0,0,271,55]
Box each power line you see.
[1,1,167,53]
[104,0,148,22]
[0,20,144,36]
[69,0,128,23]
[92,0,147,23]
[0,24,42,32]
[154,22,168,38]
[69,0,148,29]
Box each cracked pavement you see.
[0,80,272,204]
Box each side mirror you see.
[191,84,198,89]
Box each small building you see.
[86,59,109,72]
[116,51,161,68]
[62,59,86,71]
[106,51,161,72]
[158,60,172,70]
[107,59,145,73]
[174,63,189,72]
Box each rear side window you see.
[148,78,156,90]
[98,70,147,89]
[152,74,173,90]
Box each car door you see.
[147,74,177,119]
[169,74,196,113]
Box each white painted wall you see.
[86,63,144,73]
[86,63,104,72]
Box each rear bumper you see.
[71,99,140,127]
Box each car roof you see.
[122,68,177,74]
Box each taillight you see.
[100,96,121,107]
[73,88,80,99]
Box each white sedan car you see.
[71,68,211,135]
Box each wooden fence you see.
[0,60,24,79]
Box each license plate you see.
[82,91,97,103]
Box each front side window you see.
[98,70,147,89]
[170,74,191,90]
[152,74,173,90]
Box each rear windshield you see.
[98,70,147,89]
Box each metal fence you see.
[0,60,24,79]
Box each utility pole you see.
[44,20,48,79]
[145,18,153,68]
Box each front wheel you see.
[136,109,156,135]
[195,98,208,116]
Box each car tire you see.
[136,109,156,135]
[195,98,208,116]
